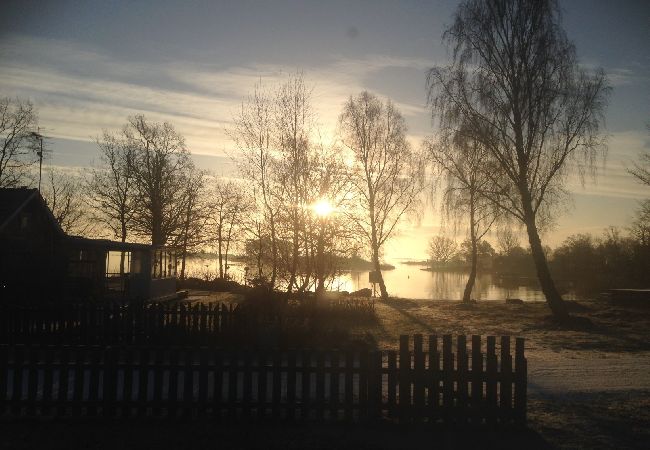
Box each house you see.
[0,187,178,303]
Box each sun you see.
[313,199,334,217]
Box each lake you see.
[183,256,563,302]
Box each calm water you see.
[184,257,555,302]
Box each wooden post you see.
[413,334,425,419]
[514,337,527,425]
[57,346,69,417]
[272,350,282,419]
[152,347,164,417]
[26,346,39,416]
[183,348,194,417]
[301,350,311,420]
[500,336,512,423]
[256,351,266,420]
[316,350,325,420]
[242,350,253,420]
[168,347,179,418]
[387,350,397,419]
[471,335,483,424]
[398,335,410,422]
[344,351,354,421]
[457,335,468,422]
[136,348,149,417]
[286,351,297,421]
[229,350,239,416]
[329,352,339,420]
[214,349,224,419]
[427,335,439,422]
[103,346,117,417]
[442,335,453,423]
[486,336,497,425]
[86,346,103,416]
[42,346,55,416]
[72,347,85,417]
[198,347,209,415]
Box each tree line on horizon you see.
[1,0,648,320]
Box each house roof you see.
[66,235,151,251]
[0,187,64,235]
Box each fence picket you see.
[0,334,527,424]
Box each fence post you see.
[102,346,117,417]
[442,335,454,423]
[471,335,483,424]
[413,334,425,420]
[500,336,512,423]
[57,346,69,417]
[168,347,179,418]
[199,347,209,415]
[398,335,410,423]
[255,351,266,421]
[486,336,497,425]
[514,337,527,425]
[427,335,439,422]
[72,347,84,417]
[183,347,194,417]
[457,335,468,422]
[344,350,354,421]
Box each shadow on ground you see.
[0,421,553,450]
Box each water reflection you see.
[184,257,556,302]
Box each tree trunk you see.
[522,201,569,319]
[372,247,388,300]
[463,208,478,303]
[119,223,127,277]
[315,220,325,297]
[217,221,224,279]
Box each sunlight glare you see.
[313,199,334,217]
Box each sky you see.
[1,0,649,261]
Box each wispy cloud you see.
[0,35,434,156]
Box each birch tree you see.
[340,91,424,300]
[428,0,609,319]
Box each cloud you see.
[0,34,434,158]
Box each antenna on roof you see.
[28,128,52,193]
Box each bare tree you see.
[273,74,315,293]
[497,226,521,256]
[210,177,251,279]
[122,115,193,247]
[340,91,425,300]
[630,200,650,247]
[230,82,281,287]
[172,165,209,280]
[42,169,90,235]
[88,131,135,274]
[428,134,498,302]
[0,97,38,188]
[428,0,609,319]
[628,124,650,187]
[428,235,457,266]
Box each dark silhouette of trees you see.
[428,134,499,302]
[123,115,194,247]
[340,91,424,300]
[0,97,38,188]
[173,166,208,280]
[628,124,650,187]
[428,235,457,266]
[42,169,90,235]
[209,177,251,280]
[428,0,610,319]
[231,82,281,287]
[497,226,521,256]
[89,131,135,274]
